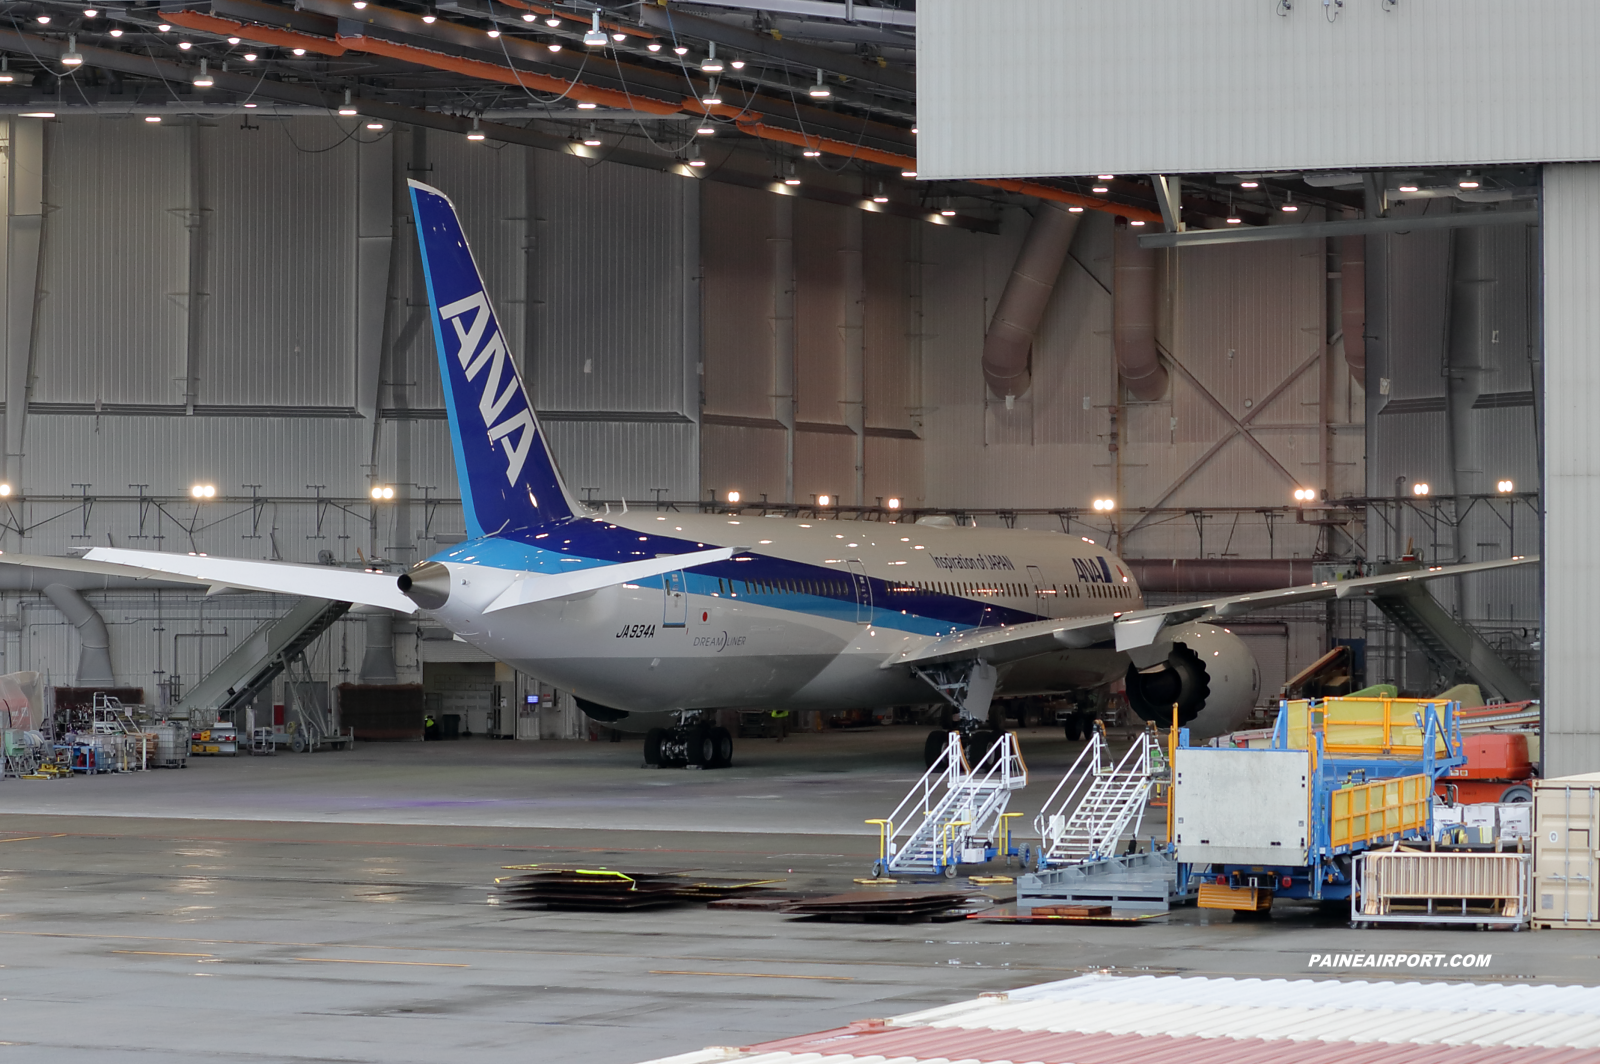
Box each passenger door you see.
[1028,564,1056,618]
[846,560,873,624]
[662,571,688,628]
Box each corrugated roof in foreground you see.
[637,973,1600,1064]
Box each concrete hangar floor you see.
[0,727,1590,1064]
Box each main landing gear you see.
[643,712,734,769]
[912,659,1010,769]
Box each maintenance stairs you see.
[1370,583,1534,702]
[870,731,1028,878]
[1034,726,1161,869]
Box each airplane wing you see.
[81,547,418,612]
[881,555,1537,669]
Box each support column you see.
[771,195,795,503]
[682,174,702,497]
[840,208,865,505]
[1542,165,1594,776]
[4,117,45,498]
[354,131,394,445]
[181,120,209,414]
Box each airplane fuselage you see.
[421,511,1143,723]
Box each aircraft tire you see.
[923,730,948,768]
[964,729,998,764]
[709,726,734,769]
[1062,713,1084,741]
[643,728,665,767]
[686,724,714,767]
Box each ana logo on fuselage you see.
[1072,556,1117,584]
[439,290,537,486]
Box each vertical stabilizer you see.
[408,180,578,537]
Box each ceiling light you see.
[696,122,715,135]
[783,173,800,187]
[62,35,84,68]
[193,58,213,87]
[1092,498,1115,511]
[371,485,395,501]
[583,9,606,46]
[726,490,741,503]
[1293,488,1315,502]
[900,169,917,178]
[19,112,54,118]
[227,36,241,45]
[191,484,216,499]
[871,181,888,203]
[353,0,367,7]
[83,8,98,16]
[1459,178,1480,189]
[547,42,562,52]
[730,57,745,69]
[422,8,437,23]
[365,121,384,130]
[36,14,50,24]
[178,41,192,51]
[1130,219,1146,226]
[611,31,626,42]
[817,494,832,507]
[583,123,601,146]
[939,197,956,217]
[467,116,485,141]
[158,23,170,32]
[911,125,918,134]
[1281,191,1298,213]
[522,13,536,22]
[337,88,356,115]
[546,16,562,27]
[109,27,123,37]
[1412,481,1430,496]
[1226,212,1242,224]
[576,99,596,109]
[244,101,257,107]
[292,47,306,55]
[0,484,10,497]
[244,52,257,61]
[1398,184,1420,192]
[886,498,901,510]
[144,114,161,123]
[487,28,500,38]
[1097,174,1114,180]
[1067,206,1083,213]
[1240,179,1258,188]
[646,39,662,51]
[702,43,723,73]
[1091,185,1108,193]
[1497,479,1515,493]
[701,81,721,106]
[802,148,820,158]
[808,68,830,98]
[673,43,689,56]
[0,58,13,85]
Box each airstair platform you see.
[869,731,1028,878]
[1016,850,1188,914]
[1034,725,1161,869]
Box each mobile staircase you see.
[1017,724,1185,914]
[869,731,1028,878]
[1034,724,1161,869]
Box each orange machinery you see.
[1437,732,1534,804]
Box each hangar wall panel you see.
[701,422,786,505]
[203,120,359,407]
[794,199,849,427]
[542,420,699,505]
[920,0,1600,179]
[1541,164,1597,777]
[701,181,777,420]
[34,120,188,405]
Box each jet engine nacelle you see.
[1124,621,1260,741]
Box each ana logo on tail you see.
[439,290,537,486]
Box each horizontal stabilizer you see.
[82,548,416,613]
[484,547,738,612]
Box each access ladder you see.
[1034,726,1160,869]
[870,731,1028,878]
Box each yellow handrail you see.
[865,818,893,862]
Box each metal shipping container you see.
[1533,773,1600,928]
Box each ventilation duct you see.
[1113,222,1168,401]
[981,201,1079,401]
[360,611,398,684]
[42,584,114,687]
[1341,235,1366,382]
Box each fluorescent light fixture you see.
[62,35,84,67]
[1130,219,1146,226]
[365,121,384,130]
[1459,178,1480,189]
[576,99,596,109]
[193,58,213,87]
[1398,184,1420,192]
[1067,206,1084,212]
[1240,179,1258,188]
[1091,185,1108,193]
[802,148,820,158]
[808,68,830,97]
[337,88,356,115]
[900,169,916,178]
[244,102,257,107]
[19,112,54,118]
[583,9,607,46]
[1097,174,1114,180]
[144,114,161,123]
[697,123,714,135]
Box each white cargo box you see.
[1175,748,1308,866]
[1462,804,1499,828]
[1432,804,1464,827]
[1498,803,1533,840]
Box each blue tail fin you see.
[409,180,578,537]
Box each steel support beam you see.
[771,194,796,504]
[3,116,44,500]
[1139,209,1539,249]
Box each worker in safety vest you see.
[768,709,789,740]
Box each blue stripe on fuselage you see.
[427,519,1044,634]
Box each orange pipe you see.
[336,34,681,114]
[979,178,1163,223]
[166,11,348,56]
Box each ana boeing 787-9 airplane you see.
[12,182,1535,769]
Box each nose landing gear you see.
[643,712,733,769]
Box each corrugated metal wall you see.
[1540,164,1595,776]
[920,0,1600,178]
